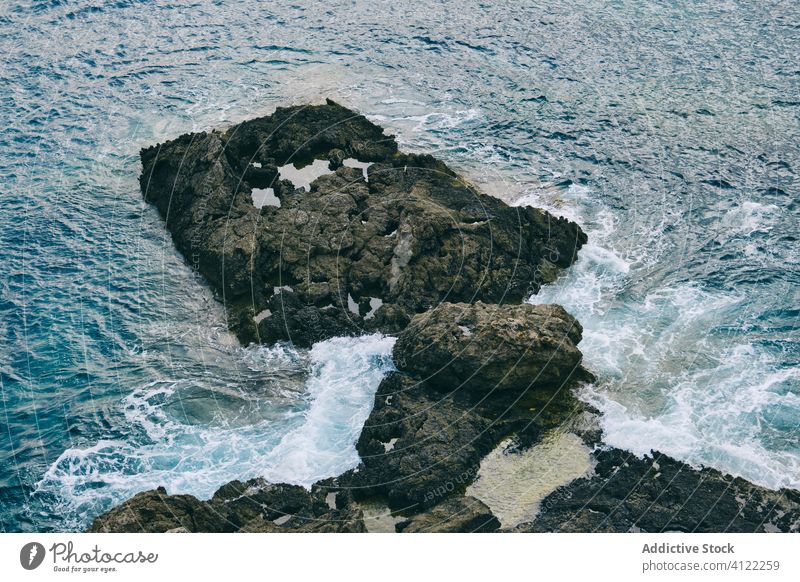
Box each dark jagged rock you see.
[518,448,800,533]
[351,373,499,509]
[91,101,589,533]
[351,302,590,510]
[139,100,586,347]
[395,496,500,533]
[237,513,366,533]
[89,478,366,533]
[88,487,230,533]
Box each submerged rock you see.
[139,100,586,347]
[466,431,593,529]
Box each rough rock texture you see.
[394,301,584,394]
[89,478,366,533]
[87,487,228,533]
[351,302,590,510]
[92,102,589,533]
[519,448,800,533]
[90,295,800,532]
[395,496,500,533]
[140,100,586,347]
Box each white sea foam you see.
[521,183,800,491]
[260,334,396,486]
[581,353,800,490]
[370,108,481,134]
[35,334,395,525]
[721,201,781,236]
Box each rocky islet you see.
[139,99,585,348]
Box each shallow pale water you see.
[467,432,592,529]
[0,0,797,531]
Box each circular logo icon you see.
[20,542,46,570]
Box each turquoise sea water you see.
[0,0,798,531]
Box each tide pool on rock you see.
[466,431,592,529]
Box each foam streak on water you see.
[520,185,800,490]
[34,335,394,530]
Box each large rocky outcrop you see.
[140,100,586,347]
[90,298,800,533]
[91,101,800,533]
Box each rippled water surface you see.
[0,0,798,531]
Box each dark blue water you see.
[1,0,798,532]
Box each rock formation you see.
[89,101,800,533]
[139,100,585,347]
[90,479,366,533]
[90,300,591,532]
[395,496,500,533]
[350,302,589,510]
[91,296,800,532]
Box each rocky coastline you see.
[90,102,799,533]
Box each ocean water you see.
[0,0,797,531]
